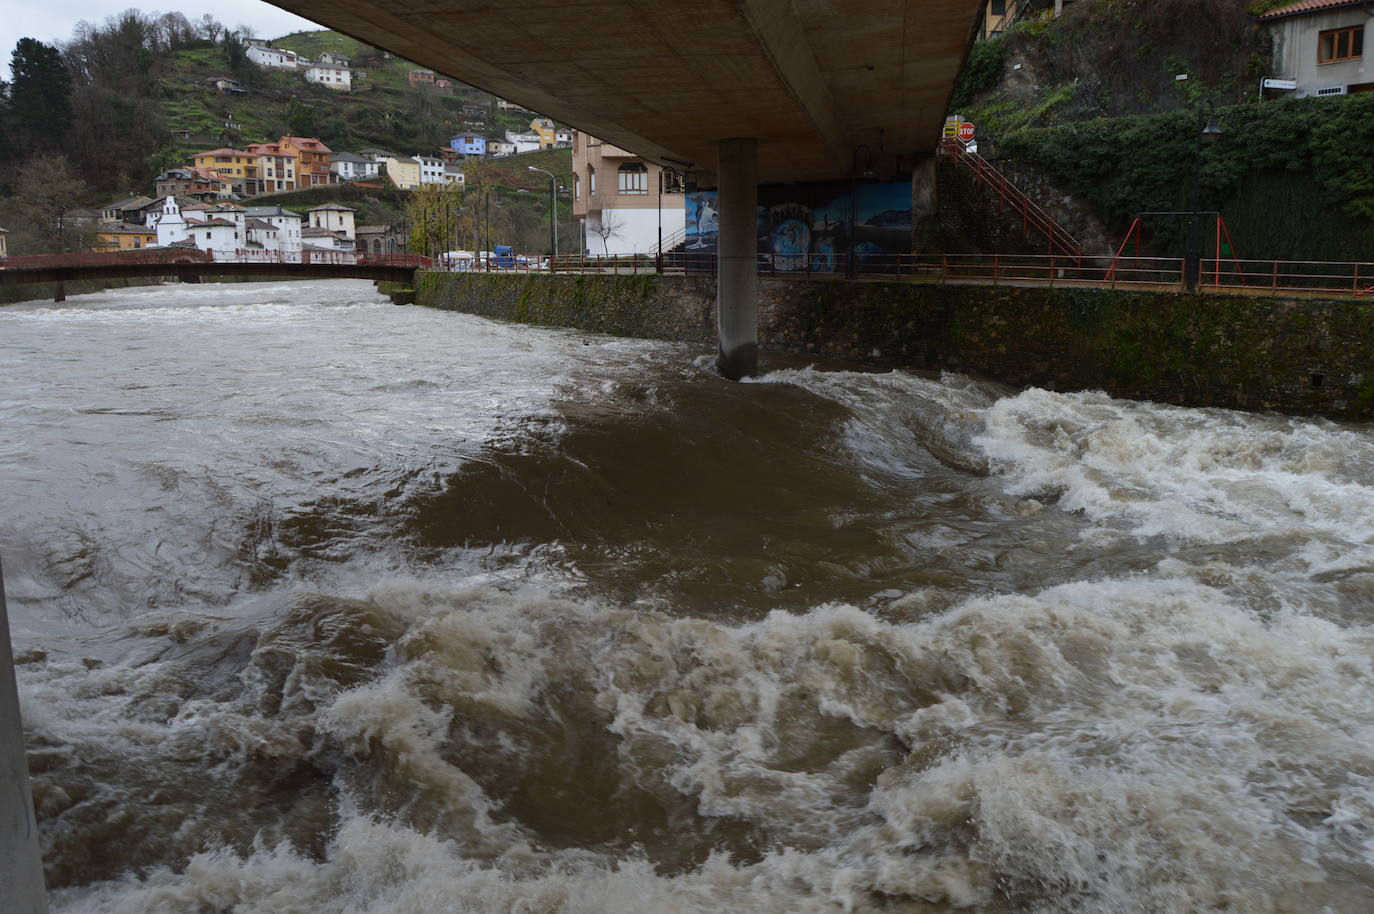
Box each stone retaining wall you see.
[416,271,1374,418]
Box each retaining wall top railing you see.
[527,251,1374,298]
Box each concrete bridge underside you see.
[266,0,984,184]
[265,0,985,377]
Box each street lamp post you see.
[1184,99,1224,292]
[847,145,877,280]
[528,165,558,261]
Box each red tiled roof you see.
[197,148,250,157]
[1259,0,1366,20]
[281,136,333,154]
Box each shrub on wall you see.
[997,94,1374,257]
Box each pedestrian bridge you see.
[0,250,432,287]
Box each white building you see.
[185,217,240,253]
[555,128,574,146]
[307,203,357,240]
[153,196,188,247]
[573,133,686,257]
[202,203,246,238]
[246,45,301,69]
[504,130,542,154]
[1261,1,1374,97]
[487,139,516,157]
[331,152,379,181]
[304,63,352,91]
[243,205,303,252]
[318,51,350,67]
[245,218,280,252]
[442,164,466,187]
[416,155,448,185]
[302,226,356,252]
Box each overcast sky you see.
[3,1,322,78]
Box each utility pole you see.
[1184,99,1223,292]
[528,165,558,259]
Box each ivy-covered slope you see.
[995,95,1374,261]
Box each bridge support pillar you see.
[911,152,940,252]
[716,137,758,381]
[52,282,65,303]
[0,558,48,914]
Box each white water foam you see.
[35,568,1374,913]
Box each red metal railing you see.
[1,249,432,271]
[1205,258,1374,296]
[533,251,1374,298]
[12,248,1373,298]
[937,137,1084,260]
[0,249,213,269]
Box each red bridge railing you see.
[0,249,431,271]
[0,249,213,269]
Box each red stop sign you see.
[957,122,976,142]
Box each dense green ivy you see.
[998,94,1374,239]
[949,38,1007,113]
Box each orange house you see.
[278,137,334,188]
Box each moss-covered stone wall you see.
[415,271,715,341]
[416,271,1374,418]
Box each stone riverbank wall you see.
[414,271,1374,418]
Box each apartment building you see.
[572,130,684,256]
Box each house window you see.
[1320,25,1364,63]
[991,0,1006,15]
[618,163,648,194]
[589,167,596,194]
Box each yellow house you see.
[95,223,158,251]
[530,116,558,149]
[385,156,421,190]
[191,148,259,194]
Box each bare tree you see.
[11,156,93,254]
[587,212,624,256]
[196,14,223,44]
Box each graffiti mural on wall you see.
[683,179,912,272]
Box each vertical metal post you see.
[1,557,48,914]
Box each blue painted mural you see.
[683,179,912,273]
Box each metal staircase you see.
[650,225,688,256]
[937,137,1083,259]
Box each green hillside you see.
[158,29,541,158]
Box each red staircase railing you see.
[938,137,1083,260]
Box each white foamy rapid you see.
[40,573,1374,913]
[8,292,1374,912]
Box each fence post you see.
[1,556,48,914]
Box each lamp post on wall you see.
[528,165,558,259]
[1184,99,1223,291]
[847,145,877,280]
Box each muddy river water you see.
[4,279,1374,912]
